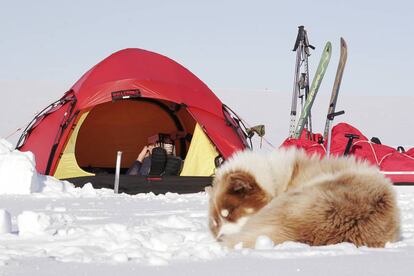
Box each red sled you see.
[281,123,414,185]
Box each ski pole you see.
[289,26,314,138]
[289,27,305,138]
[114,151,122,194]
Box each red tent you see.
[281,123,414,184]
[17,48,248,179]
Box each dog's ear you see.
[228,171,256,193]
[285,160,300,192]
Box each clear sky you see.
[1,0,413,96]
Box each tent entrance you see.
[53,98,221,179]
[74,99,195,173]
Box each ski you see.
[289,26,314,138]
[323,37,348,140]
[294,41,332,139]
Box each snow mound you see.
[0,209,12,234]
[0,140,39,194]
[37,175,75,194]
[18,211,53,236]
[0,139,113,198]
[17,211,74,236]
[254,235,274,249]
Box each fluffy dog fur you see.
[208,148,400,248]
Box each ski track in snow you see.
[1,187,414,275]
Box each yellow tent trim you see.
[180,123,219,176]
[54,111,95,179]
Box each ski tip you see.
[324,41,332,52]
[340,37,347,48]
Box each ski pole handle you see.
[327,110,345,121]
[293,26,306,51]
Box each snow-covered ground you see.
[1,139,414,275]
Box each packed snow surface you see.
[1,139,414,275]
[1,186,414,275]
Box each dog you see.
[208,148,400,248]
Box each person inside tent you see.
[126,134,178,176]
[126,143,155,176]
